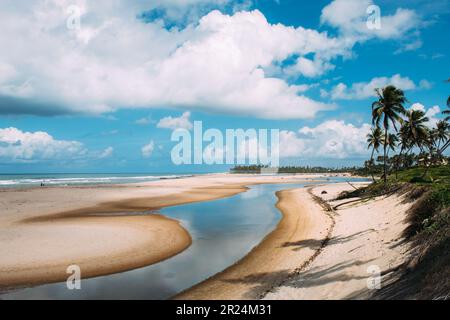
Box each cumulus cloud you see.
[0,2,345,119]
[157,112,193,130]
[141,141,155,158]
[0,127,86,162]
[321,0,422,41]
[284,56,335,78]
[280,120,371,159]
[0,1,423,119]
[329,74,424,100]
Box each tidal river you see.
[1,178,365,299]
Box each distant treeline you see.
[230,165,367,174]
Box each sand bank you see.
[175,186,332,299]
[265,183,412,300]
[0,173,325,290]
[178,182,412,300]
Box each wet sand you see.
[0,173,326,290]
[178,182,411,300]
[175,186,332,299]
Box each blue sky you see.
[0,0,449,173]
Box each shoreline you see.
[175,186,332,300]
[0,173,329,291]
[2,173,400,300]
[177,181,411,300]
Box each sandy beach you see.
[175,185,332,299]
[178,182,412,300]
[0,173,326,290]
[0,174,413,299]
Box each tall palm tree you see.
[434,120,449,149]
[384,133,398,162]
[371,85,407,184]
[366,126,383,182]
[397,124,412,165]
[437,119,450,154]
[403,109,430,151]
[386,133,398,152]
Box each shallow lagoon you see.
[1,178,366,299]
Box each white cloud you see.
[0,127,86,161]
[330,74,422,100]
[141,140,155,158]
[98,146,114,159]
[135,116,155,125]
[280,120,371,159]
[0,1,348,119]
[157,112,193,130]
[321,0,421,41]
[394,38,423,54]
[284,56,335,78]
[0,1,423,119]
[410,103,442,126]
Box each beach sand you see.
[1,174,410,299]
[178,182,412,300]
[0,173,325,290]
[175,186,332,299]
[264,183,412,300]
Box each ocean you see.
[0,173,195,188]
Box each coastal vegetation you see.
[230,165,361,174]
[231,83,450,299]
[339,84,450,299]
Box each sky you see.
[0,0,449,173]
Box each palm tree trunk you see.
[370,147,376,183]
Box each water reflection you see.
[0,179,367,300]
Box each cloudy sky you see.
[0,0,449,173]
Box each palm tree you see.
[397,124,412,168]
[403,109,430,151]
[434,120,449,149]
[437,119,450,155]
[384,133,398,172]
[366,127,383,182]
[386,133,398,153]
[371,85,407,184]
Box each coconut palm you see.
[434,120,449,149]
[371,85,407,184]
[384,133,398,156]
[397,124,413,167]
[366,126,383,182]
[426,127,448,166]
[403,109,430,151]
